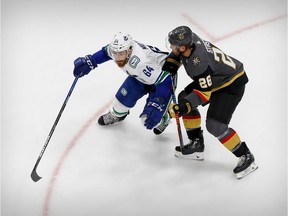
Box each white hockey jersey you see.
[106,41,169,85]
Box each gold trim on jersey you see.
[193,89,211,102]
[211,71,245,92]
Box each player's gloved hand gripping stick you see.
[31,76,79,182]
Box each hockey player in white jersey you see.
[73,32,179,134]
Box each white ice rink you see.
[2,0,287,215]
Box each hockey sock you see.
[217,128,241,152]
[111,98,130,118]
[231,142,250,157]
[111,107,129,118]
[186,127,203,140]
[182,108,201,130]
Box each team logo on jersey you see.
[120,87,128,96]
[129,55,140,69]
[192,56,201,66]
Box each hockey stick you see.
[31,76,79,182]
[171,84,185,152]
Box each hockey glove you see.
[73,55,97,78]
[162,53,181,76]
[140,97,166,130]
[169,99,192,118]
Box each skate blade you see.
[235,162,258,179]
[175,151,204,160]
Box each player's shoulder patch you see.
[192,56,201,66]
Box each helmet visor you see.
[165,36,179,51]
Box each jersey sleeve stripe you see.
[192,89,211,103]
[154,71,171,86]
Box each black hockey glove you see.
[162,52,181,76]
[170,99,192,117]
[73,55,97,78]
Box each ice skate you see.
[98,111,128,126]
[175,137,204,160]
[153,113,171,135]
[233,151,258,179]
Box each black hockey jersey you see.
[178,33,248,107]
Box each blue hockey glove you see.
[140,97,166,130]
[73,55,97,78]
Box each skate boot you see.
[153,112,171,135]
[98,111,128,126]
[175,132,204,160]
[233,150,258,179]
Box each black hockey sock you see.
[187,127,203,140]
[232,142,250,157]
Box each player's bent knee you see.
[206,118,228,137]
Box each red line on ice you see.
[182,13,286,42]
[43,99,113,216]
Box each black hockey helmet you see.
[168,26,193,47]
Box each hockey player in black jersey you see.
[166,26,258,179]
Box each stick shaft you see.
[171,88,185,151]
[31,76,79,182]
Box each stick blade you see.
[31,169,42,182]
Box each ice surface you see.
[1,0,287,215]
